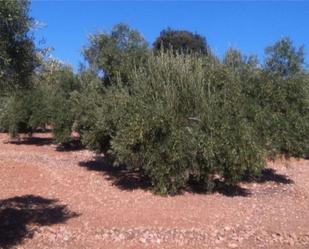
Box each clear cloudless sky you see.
[30,1,309,70]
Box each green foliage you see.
[265,37,305,77]
[87,52,266,194]
[247,72,309,157]
[1,12,308,197]
[72,68,134,153]
[153,28,211,56]
[71,69,109,151]
[0,0,37,91]
[0,57,79,142]
[0,85,49,136]
[0,0,39,135]
[81,42,309,194]
[83,23,149,85]
[46,62,79,143]
[223,48,258,71]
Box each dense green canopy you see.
[0,0,36,91]
[153,28,211,56]
[0,0,309,194]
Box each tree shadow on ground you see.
[55,140,84,152]
[7,135,84,152]
[8,137,54,146]
[244,168,294,184]
[185,180,251,197]
[79,156,152,191]
[0,195,79,249]
[79,156,294,197]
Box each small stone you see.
[236,237,244,242]
[139,238,146,244]
[288,239,295,246]
[63,235,70,241]
[228,243,238,248]
[289,233,297,240]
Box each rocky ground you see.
[0,133,309,249]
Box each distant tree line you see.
[1,0,309,194]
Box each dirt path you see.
[0,133,309,249]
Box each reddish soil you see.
[0,133,309,249]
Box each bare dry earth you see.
[0,133,309,249]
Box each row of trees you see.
[1,0,309,194]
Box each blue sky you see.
[30,1,309,70]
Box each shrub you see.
[0,84,50,137]
[89,52,266,194]
[71,69,111,151]
[0,0,37,90]
[48,65,80,144]
[153,28,210,56]
[75,82,131,152]
[246,72,309,158]
[83,23,149,86]
[0,60,79,142]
